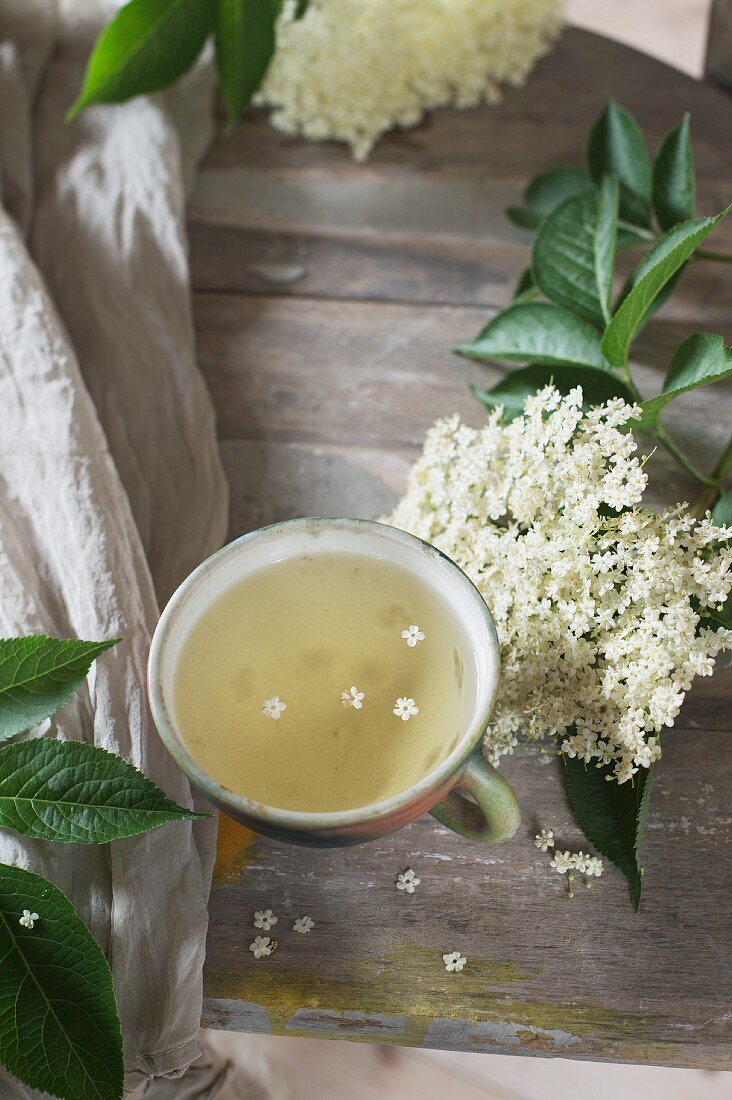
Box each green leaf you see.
[506,207,542,231]
[712,489,732,528]
[455,303,609,370]
[0,864,123,1099]
[587,101,652,227]
[613,265,684,341]
[472,363,636,421]
[525,168,593,215]
[533,175,619,327]
[0,739,207,843]
[0,636,120,744]
[636,333,732,431]
[563,755,653,910]
[216,0,277,127]
[66,0,214,119]
[507,167,592,231]
[601,211,729,367]
[653,114,695,231]
[512,267,540,302]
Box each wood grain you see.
[191,28,732,1068]
[706,0,732,92]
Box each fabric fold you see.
[0,0,229,1093]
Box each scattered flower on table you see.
[578,854,604,877]
[293,915,315,934]
[262,696,286,720]
[249,936,276,958]
[443,951,467,973]
[401,624,425,647]
[254,909,278,931]
[549,850,604,878]
[545,847,604,897]
[549,850,575,875]
[534,829,554,852]
[395,868,421,893]
[18,910,38,929]
[341,685,365,709]
[393,697,419,721]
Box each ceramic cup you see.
[148,517,520,848]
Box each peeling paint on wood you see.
[213,814,259,885]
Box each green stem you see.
[654,422,717,487]
[620,369,642,400]
[692,433,732,516]
[618,220,656,243]
[614,349,641,395]
[695,248,732,265]
[620,362,716,488]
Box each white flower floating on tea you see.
[393,697,419,721]
[341,685,365,709]
[249,936,276,959]
[293,915,315,934]
[262,697,287,720]
[401,624,425,647]
[395,868,421,893]
[253,909,278,931]
[18,909,38,930]
[443,951,467,973]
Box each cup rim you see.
[147,517,501,832]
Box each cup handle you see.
[429,749,520,844]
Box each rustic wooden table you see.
[190,28,732,1069]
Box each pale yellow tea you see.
[173,552,474,812]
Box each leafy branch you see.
[0,637,209,1099]
[460,101,732,516]
[67,0,311,127]
[457,101,732,908]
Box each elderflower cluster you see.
[257,0,564,161]
[389,388,732,784]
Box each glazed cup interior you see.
[148,517,501,836]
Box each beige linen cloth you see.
[0,1,278,1096]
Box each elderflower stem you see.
[692,433,732,517]
[615,354,723,495]
[620,369,642,398]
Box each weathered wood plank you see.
[705,0,732,93]
[189,222,732,316]
[189,223,530,309]
[193,293,731,466]
[203,726,732,1068]
[195,25,732,1068]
